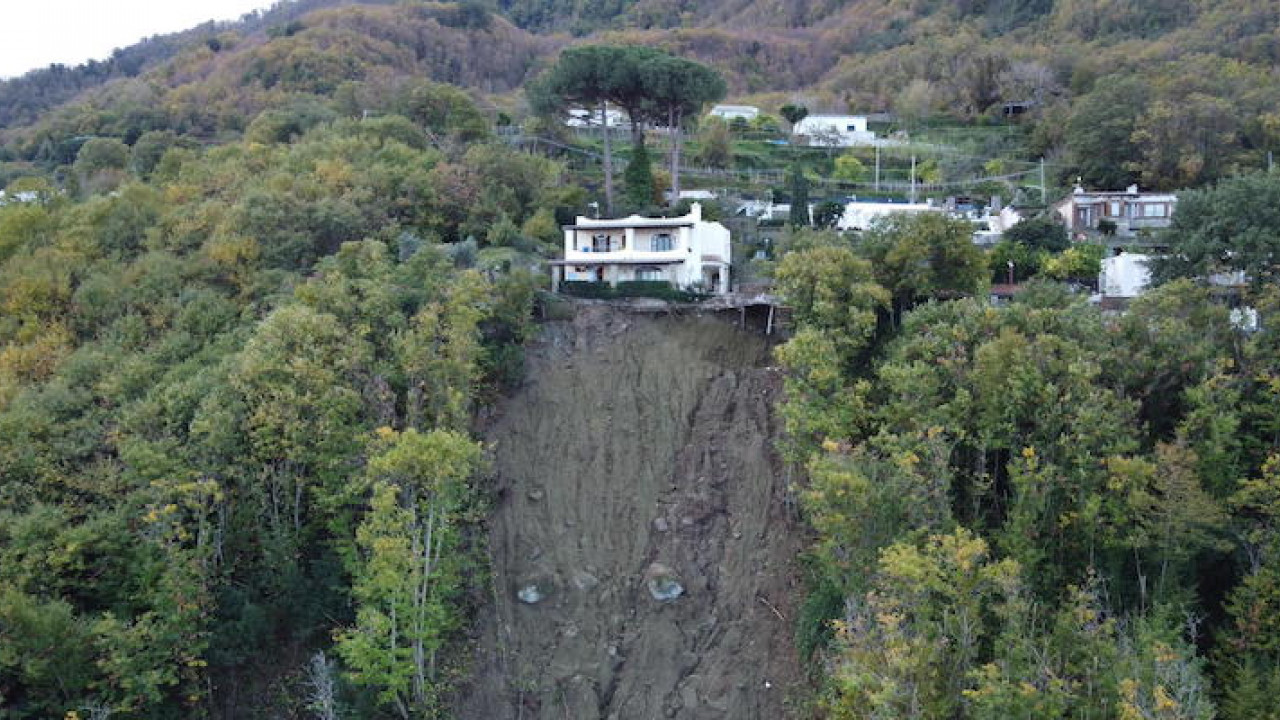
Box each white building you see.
[0,189,39,205]
[985,205,1025,234]
[793,115,875,147]
[664,189,717,204]
[708,104,760,121]
[551,203,731,294]
[736,199,793,222]
[565,106,629,128]
[838,200,941,231]
[972,205,1025,246]
[1099,252,1152,300]
[1053,184,1176,239]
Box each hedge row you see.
[559,280,706,302]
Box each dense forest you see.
[0,77,574,716]
[771,193,1280,718]
[2,0,1280,718]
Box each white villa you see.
[708,104,760,121]
[793,115,875,147]
[551,203,731,294]
[838,199,941,231]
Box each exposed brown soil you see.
[457,303,808,719]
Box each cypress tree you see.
[625,141,655,210]
[788,164,810,227]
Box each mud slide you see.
[458,303,807,719]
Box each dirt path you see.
[457,304,808,719]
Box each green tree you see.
[1065,76,1148,189]
[624,141,655,209]
[787,164,810,227]
[1130,94,1239,190]
[1153,172,1280,288]
[832,153,867,183]
[780,103,809,130]
[693,117,732,169]
[1041,243,1105,282]
[987,239,1041,283]
[129,130,181,178]
[395,80,489,145]
[72,137,129,195]
[774,244,887,457]
[775,244,887,351]
[813,200,845,229]
[337,428,484,718]
[860,212,989,320]
[1003,217,1069,253]
[826,529,1021,719]
[529,47,621,214]
[638,53,725,204]
[396,270,488,431]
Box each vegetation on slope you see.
[773,175,1280,719]
[2,0,1280,717]
[0,85,565,716]
[4,0,1278,195]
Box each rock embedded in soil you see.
[645,563,685,602]
[517,583,546,605]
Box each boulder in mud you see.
[644,563,684,602]
[517,577,553,605]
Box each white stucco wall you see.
[1099,252,1152,298]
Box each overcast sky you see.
[0,0,277,80]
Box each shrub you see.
[559,280,706,302]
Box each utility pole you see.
[910,155,917,204]
[874,144,881,191]
[601,102,614,215]
[1039,157,1047,205]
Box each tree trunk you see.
[601,102,614,215]
[669,106,682,206]
[629,113,644,149]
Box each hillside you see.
[0,2,555,166]
[4,1,1280,719]
[3,0,1279,192]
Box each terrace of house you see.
[565,225,694,260]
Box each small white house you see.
[551,203,731,294]
[736,199,792,222]
[665,189,717,203]
[794,115,875,147]
[0,189,39,205]
[985,205,1025,234]
[1099,252,1152,300]
[838,200,941,231]
[708,104,760,121]
[972,205,1025,245]
[565,106,629,128]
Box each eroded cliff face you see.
[458,304,806,719]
